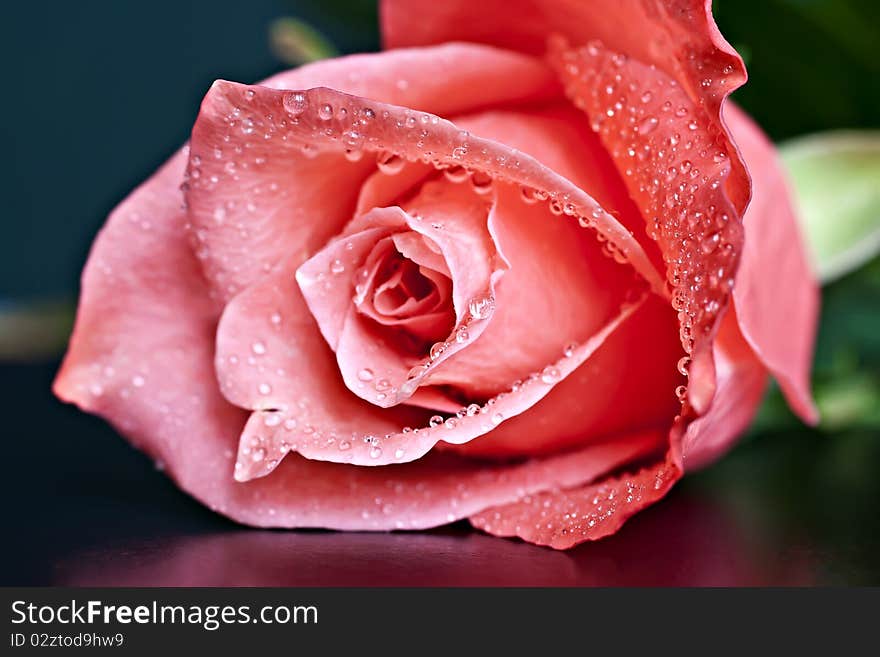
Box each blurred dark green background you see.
[0,0,877,585]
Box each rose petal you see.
[446,294,683,458]
[427,181,639,397]
[52,149,251,515]
[456,104,666,272]
[550,39,746,414]
[724,104,819,424]
[243,84,666,296]
[356,160,435,216]
[391,231,450,277]
[381,0,747,139]
[360,255,452,339]
[469,294,772,549]
[470,446,682,549]
[216,268,647,474]
[358,103,667,272]
[404,386,464,414]
[398,179,501,321]
[52,149,239,459]
[186,43,562,302]
[215,81,665,403]
[410,104,669,401]
[681,305,769,470]
[232,429,664,531]
[298,192,502,408]
[209,82,670,472]
[295,221,395,351]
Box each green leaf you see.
[0,299,73,361]
[814,372,880,430]
[269,17,339,66]
[779,130,880,283]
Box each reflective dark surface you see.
[2,361,878,586]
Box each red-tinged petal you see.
[551,39,747,414]
[419,104,662,397]
[446,293,683,458]
[724,104,819,424]
[428,181,640,397]
[356,160,435,215]
[381,0,746,145]
[186,44,561,302]
[228,430,664,531]
[361,102,668,285]
[469,304,770,548]
[261,42,561,113]
[470,446,682,549]
[681,305,768,470]
[455,104,666,274]
[404,386,464,414]
[216,271,646,475]
[250,85,667,296]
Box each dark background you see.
[0,0,878,585]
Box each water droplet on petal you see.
[318,103,333,120]
[677,356,691,376]
[376,151,405,175]
[284,91,307,116]
[637,116,659,135]
[468,296,495,320]
[470,171,493,194]
[520,186,540,204]
[444,165,469,183]
[540,366,560,384]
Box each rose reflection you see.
[56,490,814,586]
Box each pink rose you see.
[55,0,818,548]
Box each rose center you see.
[354,236,455,349]
[371,253,439,317]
